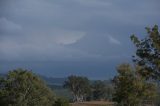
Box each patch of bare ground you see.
[70,101,115,106]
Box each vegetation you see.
[64,75,91,102]
[63,75,114,102]
[54,97,70,106]
[113,64,157,106]
[0,69,56,106]
[131,25,160,80]
[91,80,106,100]
[130,25,160,105]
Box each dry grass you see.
[70,101,115,106]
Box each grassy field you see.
[70,101,115,106]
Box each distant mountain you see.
[39,75,66,86]
[0,73,6,78]
[0,73,66,85]
[1,73,112,87]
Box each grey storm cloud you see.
[0,0,160,78]
[0,17,22,34]
[0,0,160,59]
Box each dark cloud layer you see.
[0,0,160,79]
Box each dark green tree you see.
[64,75,91,102]
[0,69,56,106]
[131,25,160,80]
[105,82,114,101]
[91,80,106,100]
[113,64,156,106]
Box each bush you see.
[54,98,69,106]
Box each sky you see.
[0,0,160,79]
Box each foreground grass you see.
[70,101,115,106]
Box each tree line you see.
[0,69,112,106]
[63,75,113,102]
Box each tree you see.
[64,75,91,102]
[0,69,56,106]
[104,81,114,101]
[113,64,156,106]
[91,80,106,100]
[131,25,160,80]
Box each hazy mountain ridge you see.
[39,75,66,86]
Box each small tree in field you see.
[64,75,91,102]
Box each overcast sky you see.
[0,0,160,79]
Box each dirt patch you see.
[70,101,115,106]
